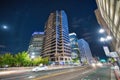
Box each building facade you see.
[95,0,120,56]
[69,33,80,59]
[28,32,44,58]
[42,10,71,64]
[78,39,93,64]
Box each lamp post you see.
[99,28,120,66]
[99,28,112,43]
[99,28,105,33]
[100,37,106,43]
[99,28,112,57]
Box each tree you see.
[72,57,80,63]
[1,53,14,67]
[14,51,31,67]
[0,55,3,67]
[14,52,22,66]
[32,56,42,66]
[42,57,49,65]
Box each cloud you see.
[0,45,6,48]
[82,32,91,36]
[71,15,92,28]
[71,17,85,28]
[84,36,91,40]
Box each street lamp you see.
[106,35,112,41]
[100,36,112,44]
[100,36,112,42]
[99,28,105,33]
[99,32,113,58]
[99,28,112,41]
[100,37,105,42]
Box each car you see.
[73,63,80,66]
[32,66,48,72]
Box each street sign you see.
[103,46,110,57]
[109,52,119,58]
[100,59,106,62]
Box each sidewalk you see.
[111,69,117,80]
[114,70,120,80]
[0,67,32,72]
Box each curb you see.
[114,70,120,80]
[0,70,31,76]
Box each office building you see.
[78,39,93,64]
[69,33,80,59]
[28,32,44,58]
[42,10,71,64]
[95,0,120,56]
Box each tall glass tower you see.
[69,33,80,59]
[78,39,93,64]
[42,10,71,64]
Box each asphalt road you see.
[73,66,112,80]
[0,66,91,80]
[0,66,112,80]
[35,66,112,80]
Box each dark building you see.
[28,32,44,58]
[42,10,71,64]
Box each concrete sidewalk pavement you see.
[114,70,120,80]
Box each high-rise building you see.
[42,10,71,64]
[78,39,93,64]
[69,33,80,59]
[95,0,120,56]
[28,32,44,58]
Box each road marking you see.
[1,73,38,80]
[0,75,29,80]
[28,76,36,79]
[33,66,90,80]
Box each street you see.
[73,66,112,80]
[0,66,91,80]
[36,66,113,80]
[0,65,115,80]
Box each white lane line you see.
[28,76,36,79]
[1,75,29,80]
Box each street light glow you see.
[100,37,105,42]
[32,52,35,55]
[99,28,105,33]
[31,55,35,59]
[106,36,112,40]
[100,36,112,42]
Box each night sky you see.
[0,0,107,59]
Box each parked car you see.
[32,66,48,72]
[73,63,80,66]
